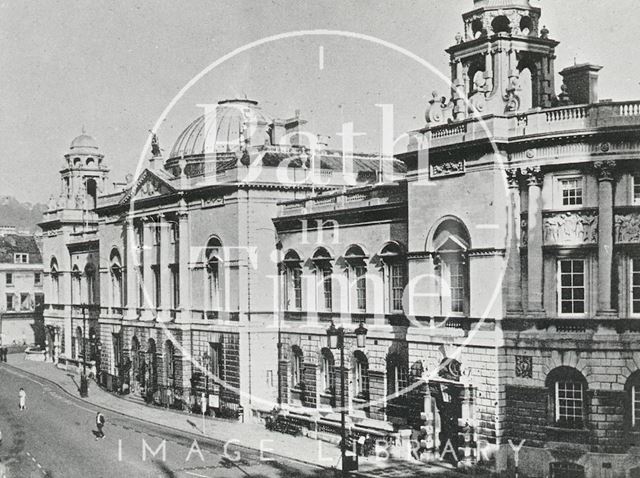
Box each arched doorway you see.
[427,358,464,465]
[130,336,141,394]
[146,338,157,402]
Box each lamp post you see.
[80,303,89,397]
[202,352,210,412]
[326,320,367,477]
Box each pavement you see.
[0,354,486,477]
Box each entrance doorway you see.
[428,381,463,464]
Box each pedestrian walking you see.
[95,411,106,440]
[18,387,26,411]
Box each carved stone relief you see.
[430,160,465,179]
[543,211,598,245]
[615,213,640,243]
[515,355,533,378]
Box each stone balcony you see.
[411,100,640,150]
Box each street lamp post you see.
[327,320,367,477]
[80,303,89,397]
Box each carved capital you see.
[523,166,544,187]
[594,160,616,182]
[505,168,520,189]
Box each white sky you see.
[1,0,638,203]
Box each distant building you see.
[0,232,44,348]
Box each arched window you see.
[313,248,333,312]
[85,263,96,304]
[110,250,123,308]
[283,251,303,311]
[86,178,97,210]
[519,68,533,111]
[345,245,368,312]
[205,237,222,311]
[147,339,157,392]
[625,371,640,430]
[519,16,533,36]
[50,258,60,304]
[291,345,303,389]
[164,340,175,385]
[387,352,409,396]
[131,336,141,387]
[75,326,83,360]
[491,15,511,34]
[379,242,406,313]
[432,219,470,316]
[353,350,370,400]
[471,19,484,39]
[71,265,81,305]
[320,348,336,394]
[546,367,588,429]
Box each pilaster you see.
[524,167,545,316]
[595,160,616,316]
[125,219,138,320]
[158,214,172,322]
[177,201,191,324]
[505,169,523,315]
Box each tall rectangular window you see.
[558,259,585,315]
[632,259,640,315]
[555,381,584,426]
[559,178,583,206]
[355,266,367,312]
[112,333,122,369]
[634,175,640,205]
[6,273,12,286]
[153,267,160,308]
[34,272,41,286]
[390,264,404,312]
[633,385,640,427]
[289,268,302,311]
[171,267,179,309]
[6,294,13,311]
[447,260,465,314]
[322,267,332,311]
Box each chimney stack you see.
[559,63,603,105]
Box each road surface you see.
[0,365,328,478]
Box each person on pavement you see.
[95,411,106,440]
[18,387,26,411]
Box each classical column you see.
[158,214,172,322]
[525,167,544,314]
[177,202,191,323]
[125,219,138,320]
[141,218,155,320]
[506,169,523,314]
[595,160,616,316]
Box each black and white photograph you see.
[0,1,639,476]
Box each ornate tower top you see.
[463,0,541,39]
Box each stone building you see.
[272,1,640,477]
[38,0,640,476]
[41,99,402,418]
[40,133,106,372]
[0,230,44,348]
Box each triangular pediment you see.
[434,232,468,252]
[120,169,176,205]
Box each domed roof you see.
[169,99,272,159]
[70,133,99,151]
